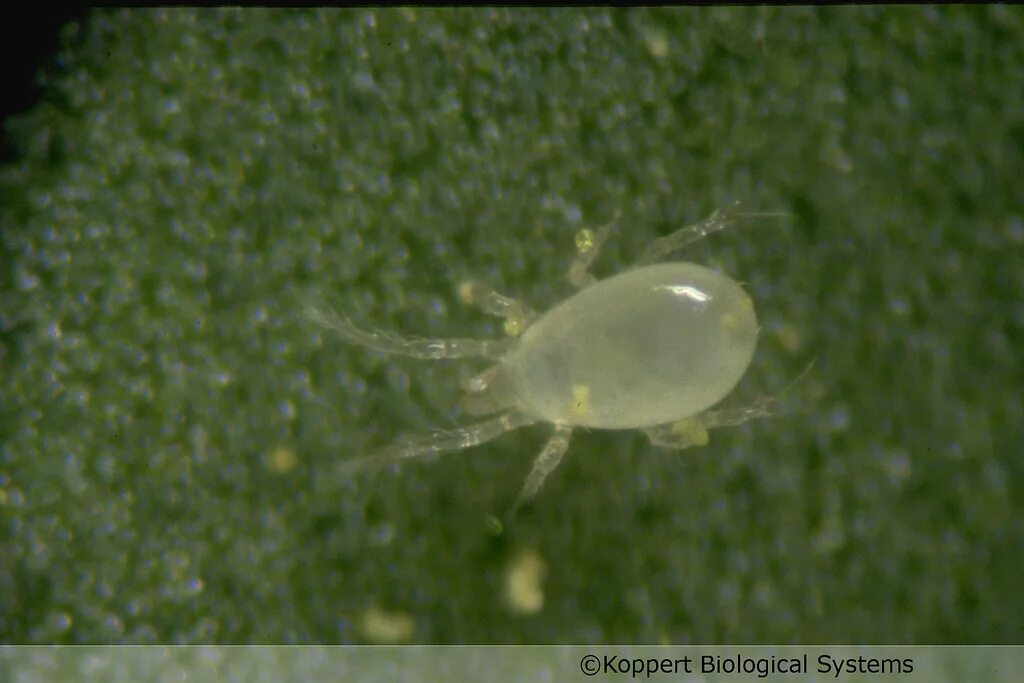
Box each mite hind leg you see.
[567,211,619,289]
[457,281,536,337]
[644,361,815,449]
[643,398,775,450]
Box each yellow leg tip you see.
[670,418,709,447]
[574,228,596,254]
[457,281,477,305]
[503,316,523,337]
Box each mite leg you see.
[643,398,775,450]
[338,411,537,478]
[306,302,512,360]
[513,423,573,511]
[457,281,536,337]
[644,361,815,449]
[633,205,791,267]
[567,211,619,289]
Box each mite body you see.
[309,209,778,508]
[496,261,758,429]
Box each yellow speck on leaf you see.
[361,606,415,643]
[504,548,547,615]
[772,321,803,353]
[644,30,669,59]
[268,446,297,474]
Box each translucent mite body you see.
[503,262,757,429]
[308,209,779,508]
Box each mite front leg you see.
[457,280,536,337]
[306,302,512,360]
[566,211,618,289]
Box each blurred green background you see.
[1,7,1022,645]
